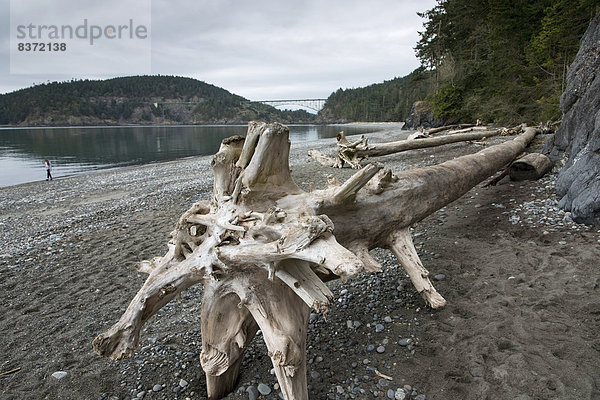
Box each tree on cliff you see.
[415,0,599,123]
[319,0,599,125]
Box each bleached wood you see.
[216,231,363,279]
[275,260,334,312]
[349,242,383,273]
[365,168,397,195]
[201,281,258,400]
[336,132,368,169]
[212,136,245,201]
[354,128,502,159]
[387,229,446,308]
[424,123,476,135]
[92,252,213,359]
[309,126,505,169]
[233,274,310,400]
[445,126,487,135]
[331,162,383,204]
[307,149,338,168]
[94,122,541,399]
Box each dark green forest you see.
[0,75,315,126]
[319,0,600,124]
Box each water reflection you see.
[0,124,377,187]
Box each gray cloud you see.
[1,0,436,99]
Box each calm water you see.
[0,125,376,187]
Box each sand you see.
[1,124,599,400]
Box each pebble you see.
[398,338,412,347]
[366,344,376,352]
[375,324,384,332]
[51,371,67,380]
[376,346,386,354]
[509,176,592,232]
[395,389,407,400]
[378,379,389,388]
[433,274,446,281]
[384,316,392,323]
[246,385,259,400]
[152,384,163,392]
[257,383,271,395]
[310,371,321,379]
[179,379,188,388]
[136,391,146,398]
[387,389,395,398]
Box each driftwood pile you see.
[93,122,542,399]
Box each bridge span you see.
[151,98,328,113]
[257,98,327,112]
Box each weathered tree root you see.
[93,122,540,399]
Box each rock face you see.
[545,12,600,225]
[404,101,442,129]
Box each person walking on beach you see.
[44,159,53,181]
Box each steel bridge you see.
[151,98,328,112]
[257,98,327,112]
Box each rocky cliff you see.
[404,101,442,130]
[545,12,600,225]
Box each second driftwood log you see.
[310,126,504,169]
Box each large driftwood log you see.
[310,126,504,169]
[93,122,539,399]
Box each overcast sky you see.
[1,0,437,100]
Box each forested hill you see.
[317,69,434,123]
[0,76,315,126]
[319,0,599,125]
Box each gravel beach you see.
[1,123,599,400]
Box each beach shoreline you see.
[1,124,598,400]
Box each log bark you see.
[93,122,540,399]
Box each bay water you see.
[0,124,376,187]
